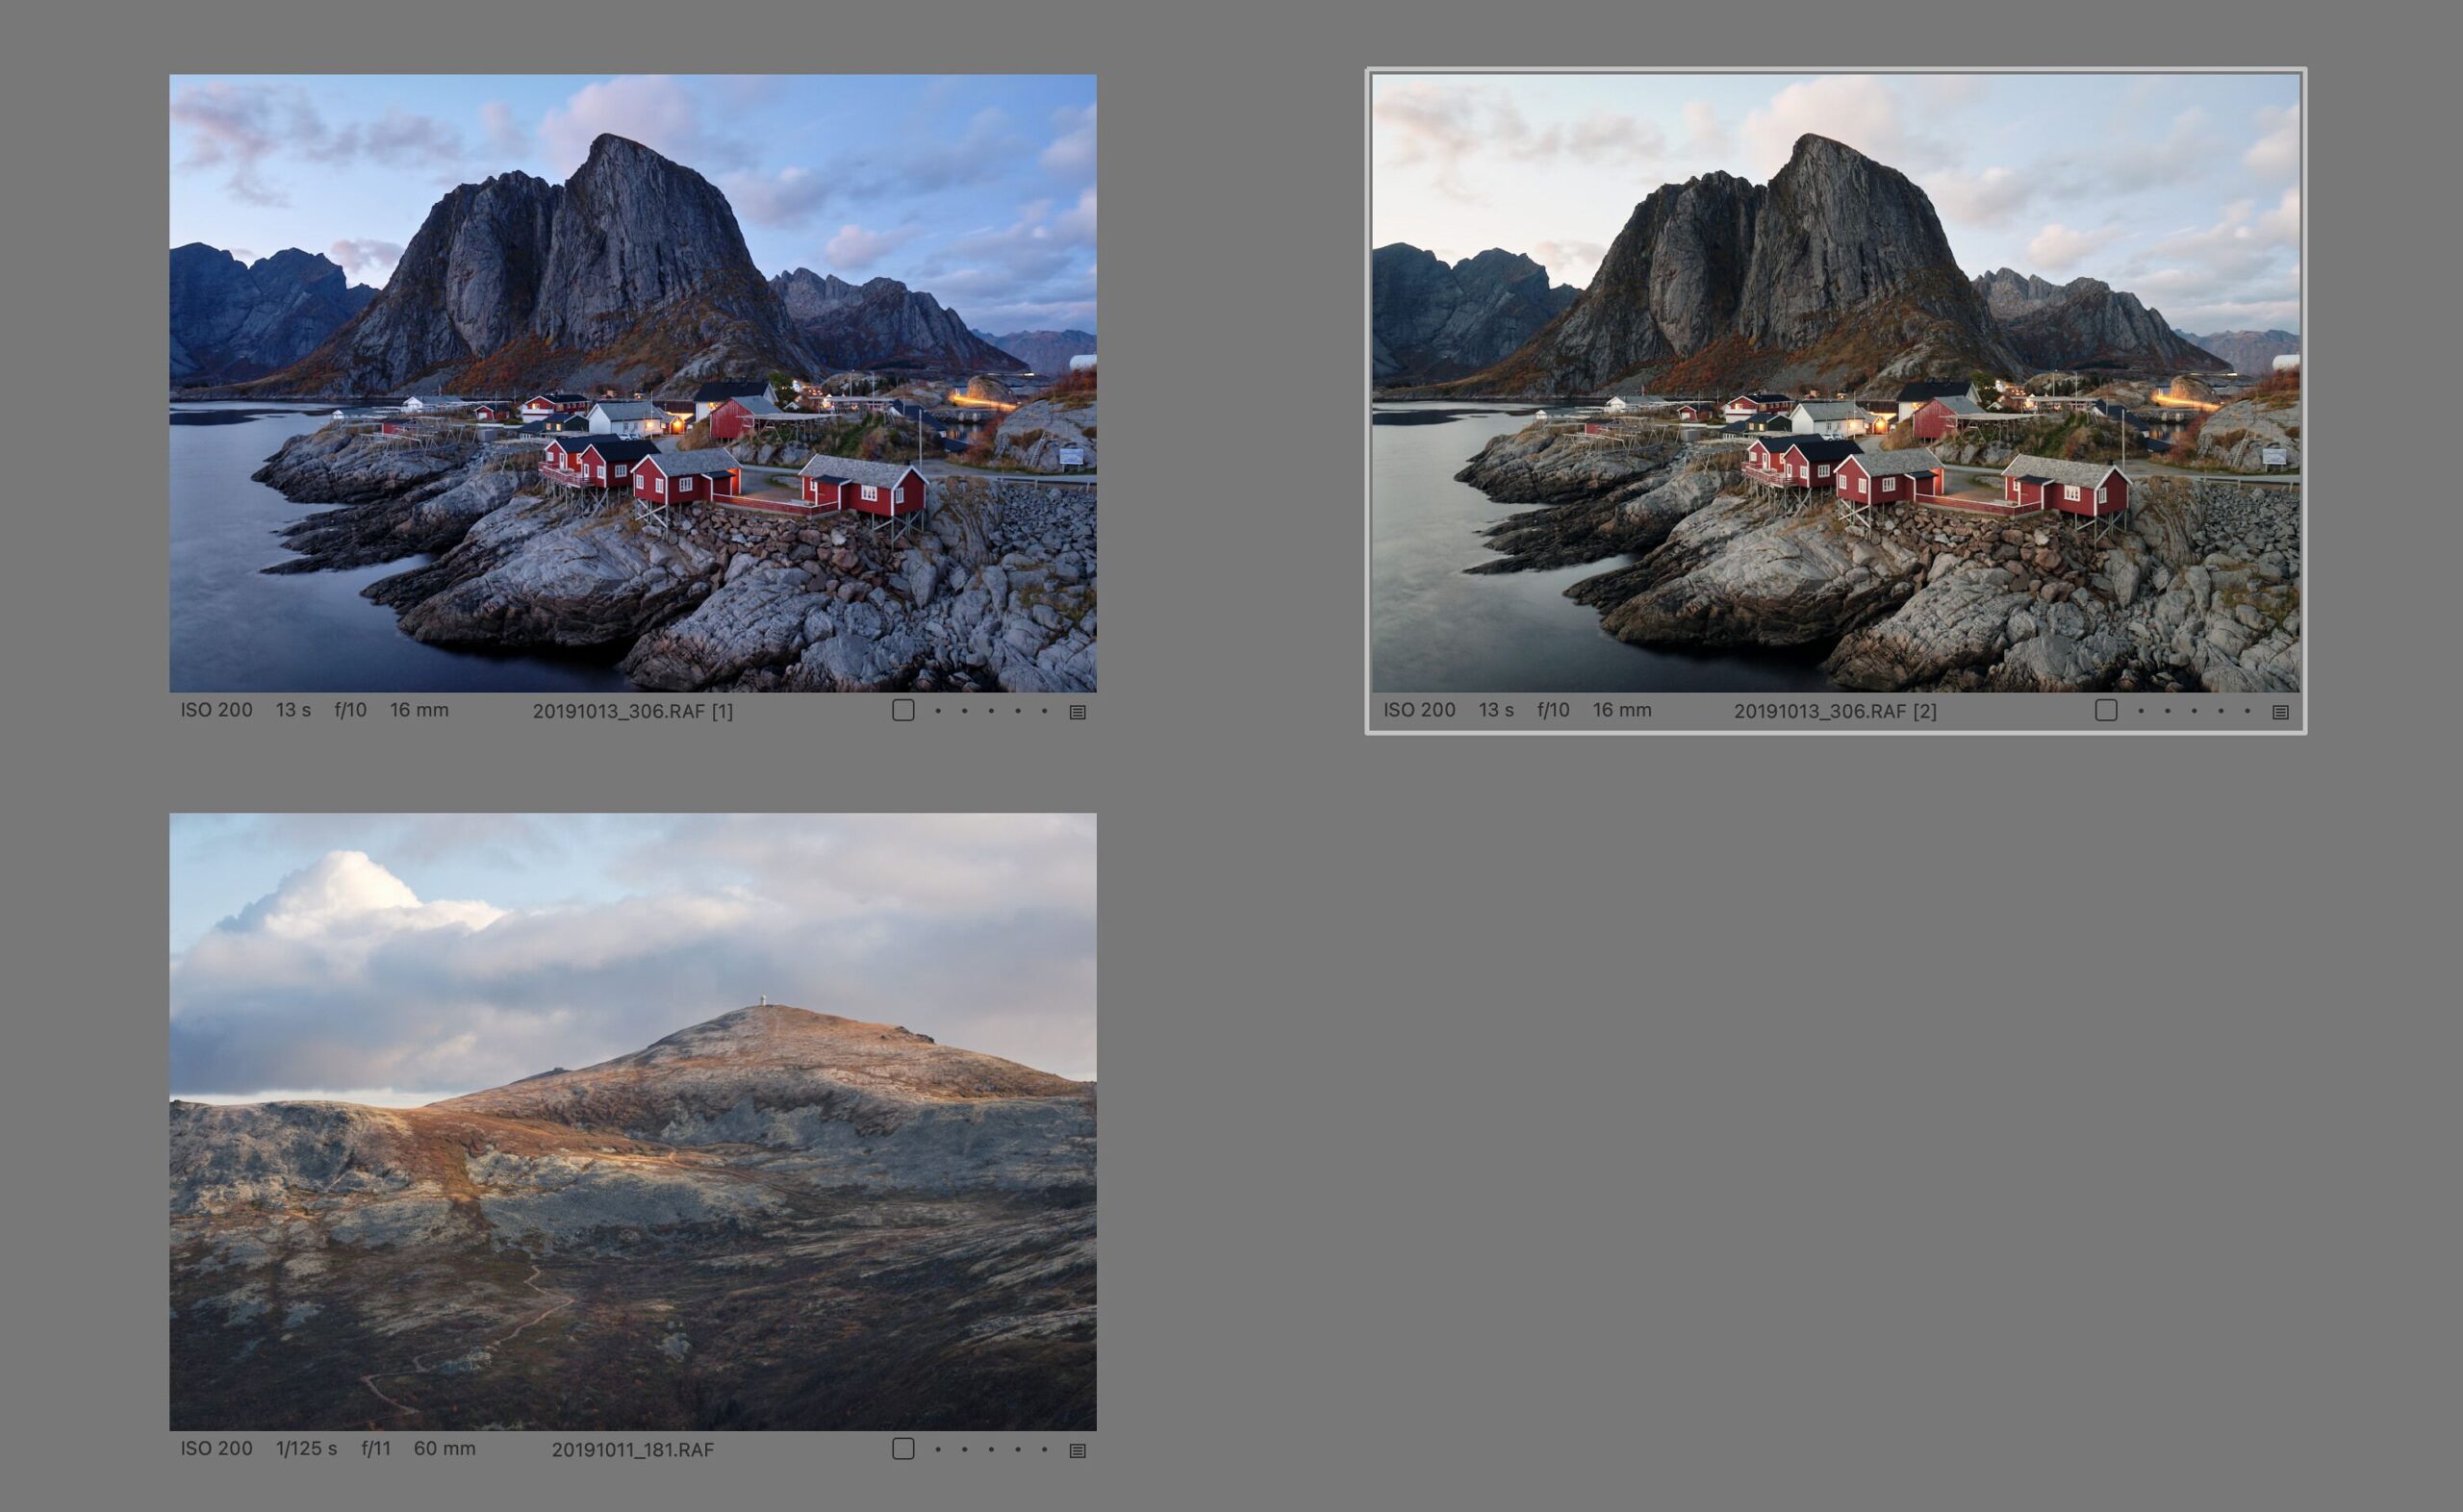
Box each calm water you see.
[1370,403,1835,693]
[168,403,627,693]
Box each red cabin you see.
[2001,455,2129,517]
[1743,435,1861,489]
[1836,450,1944,507]
[798,458,929,517]
[632,448,741,507]
[1909,395,1985,441]
[707,394,790,441]
[575,439,660,487]
[1676,403,1719,423]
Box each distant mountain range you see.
[171,1003,1094,1431]
[1371,246,1579,386]
[169,244,375,387]
[771,269,1024,374]
[181,137,1025,397]
[974,328,1097,375]
[2182,328,2299,373]
[1972,268,2219,372]
[1375,136,2236,397]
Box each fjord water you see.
[1371,403,1836,693]
[168,403,626,693]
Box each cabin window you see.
[2095,486,2108,506]
[1816,465,1829,479]
[863,485,880,501]
[613,465,626,477]
[2066,485,2081,501]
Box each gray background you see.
[8,3,2453,1508]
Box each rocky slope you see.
[1973,268,2221,372]
[170,244,375,387]
[171,1005,1094,1431]
[248,136,818,396]
[2190,392,2302,471]
[2187,329,2298,373]
[246,422,1097,692]
[1372,244,1579,386]
[980,328,1097,375]
[1441,137,2019,398]
[1446,416,2300,693]
[987,393,1097,470]
[772,270,1022,373]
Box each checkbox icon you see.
[892,1437,915,1460]
[892,698,915,721]
[2095,698,2118,722]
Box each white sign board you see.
[2261,447,2289,467]
[1057,447,1086,468]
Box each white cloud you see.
[1740,77,1912,178]
[1530,239,1605,290]
[2025,221,2113,271]
[1932,165,2030,227]
[540,75,715,176]
[2246,102,2298,179]
[1042,102,1097,182]
[479,100,527,159]
[726,165,830,228]
[170,820,1098,1098]
[327,238,402,281]
[825,222,922,270]
[2256,185,2299,244]
[1680,99,1729,157]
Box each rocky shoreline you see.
[1452,421,2300,693]
[246,423,1097,692]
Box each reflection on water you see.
[168,402,629,693]
[1371,402,1836,694]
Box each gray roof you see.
[1792,400,1863,420]
[1847,448,1942,477]
[2001,454,2127,488]
[1926,394,1986,416]
[799,456,926,488]
[724,393,789,417]
[590,400,667,421]
[1896,380,1972,402]
[643,448,739,476]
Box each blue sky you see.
[170,75,1097,333]
[1374,72,2299,334]
[168,814,1098,1102]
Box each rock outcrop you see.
[249,136,818,396]
[169,244,375,387]
[1371,244,1580,385]
[988,394,1097,470]
[1446,137,2018,397]
[2191,393,2301,471]
[771,269,1022,373]
[1973,268,2221,372]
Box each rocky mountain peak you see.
[1975,267,2221,372]
[769,268,1025,373]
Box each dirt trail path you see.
[359,1263,574,1425]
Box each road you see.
[359,1263,575,1424]
[731,460,1096,491]
[1940,460,2298,488]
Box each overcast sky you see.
[168,814,1097,1104]
[169,75,1097,334]
[1373,72,2299,335]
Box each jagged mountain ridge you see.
[169,244,375,387]
[1371,244,1580,385]
[1429,136,2020,398]
[977,328,1098,375]
[771,269,1024,373]
[1972,267,2221,372]
[170,1003,1095,1431]
[239,136,822,397]
[2187,328,2299,373]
